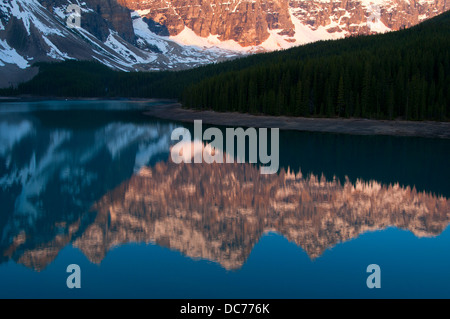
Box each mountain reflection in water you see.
[6,145,449,271]
[1,102,449,279]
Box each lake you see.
[0,100,449,298]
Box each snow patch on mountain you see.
[0,39,29,69]
[170,26,248,52]
[133,15,170,53]
[42,36,72,60]
[167,8,349,52]
[132,13,243,69]
[367,18,391,33]
[289,9,347,44]
[104,30,156,65]
[5,0,65,36]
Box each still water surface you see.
[0,101,449,298]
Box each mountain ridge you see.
[0,0,449,87]
[0,0,241,87]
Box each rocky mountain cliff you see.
[117,0,449,49]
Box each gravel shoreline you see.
[144,103,450,139]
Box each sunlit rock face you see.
[288,0,448,34]
[117,0,449,48]
[118,0,294,47]
[71,145,449,270]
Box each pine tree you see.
[295,80,303,116]
[337,75,345,117]
[361,63,371,118]
[276,85,285,116]
[248,79,257,114]
[387,84,395,120]
[354,93,361,118]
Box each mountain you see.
[0,0,448,87]
[0,0,240,87]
